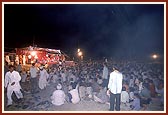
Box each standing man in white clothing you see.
[4,65,23,107]
[107,66,123,111]
[39,66,49,90]
[102,62,109,88]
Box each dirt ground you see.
[3,81,164,112]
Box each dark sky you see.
[4,4,164,59]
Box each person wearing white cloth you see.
[102,62,109,88]
[69,83,80,104]
[121,86,129,105]
[107,66,123,111]
[51,84,66,106]
[39,66,49,90]
[4,65,23,107]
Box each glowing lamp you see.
[78,51,82,56]
[35,55,38,59]
[28,55,31,59]
[78,49,80,53]
[31,51,36,56]
[152,54,158,59]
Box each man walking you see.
[4,65,23,107]
[107,66,123,111]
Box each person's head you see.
[122,86,126,91]
[56,83,62,90]
[72,82,77,89]
[139,78,143,82]
[113,65,119,71]
[9,65,14,73]
[142,82,149,89]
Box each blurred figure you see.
[78,82,86,100]
[130,93,141,111]
[20,69,27,83]
[121,87,129,106]
[4,65,23,107]
[15,62,22,73]
[4,61,9,77]
[51,84,66,106]
[139,83,151,110]
[102,62,109,89]
[155,81,164,107]
[68,82,80,104]
[39,66,49,90]
[93,85,109,104]
[149,80,156,98]
[29,63,39,93]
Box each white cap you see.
[57,84,62,90]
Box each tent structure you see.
[15,46,66,65]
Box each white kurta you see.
[69,85,80,104]
[102,66,108,79]
[51,90,66,106]
[121,91,129,103]
[39,69,48,90]
[5,71,23,106]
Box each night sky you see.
[4,4,164,60]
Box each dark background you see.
[4,4,164,60]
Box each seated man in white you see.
[68,82,80,104]
[51,83,66,106]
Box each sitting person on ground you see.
[85,82,93,99]
[68,82,80,104]
[121,86,129,106]
[78,82,86,100]
[139,83,152,110]
[155,81,164,106]
[149,79,156,98]
[93,85,109,104]
[129,87,135,102]
[91,78,100,95]
[130,93,141,111]
[51,83,66,106]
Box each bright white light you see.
[35,55,38,59]
[78,51,82,56]
[28,55,31,59]
[31,51,36,56]
[152,54,158,59]
[78,49,80,52]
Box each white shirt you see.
[5,71,22,91]
[51,89,66,106]
[30,66,38,78]
[108,70,123,94]
[129,92,134,100]
[69,85,80,104]
[121,91,129,103]
[102,66,108,79]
